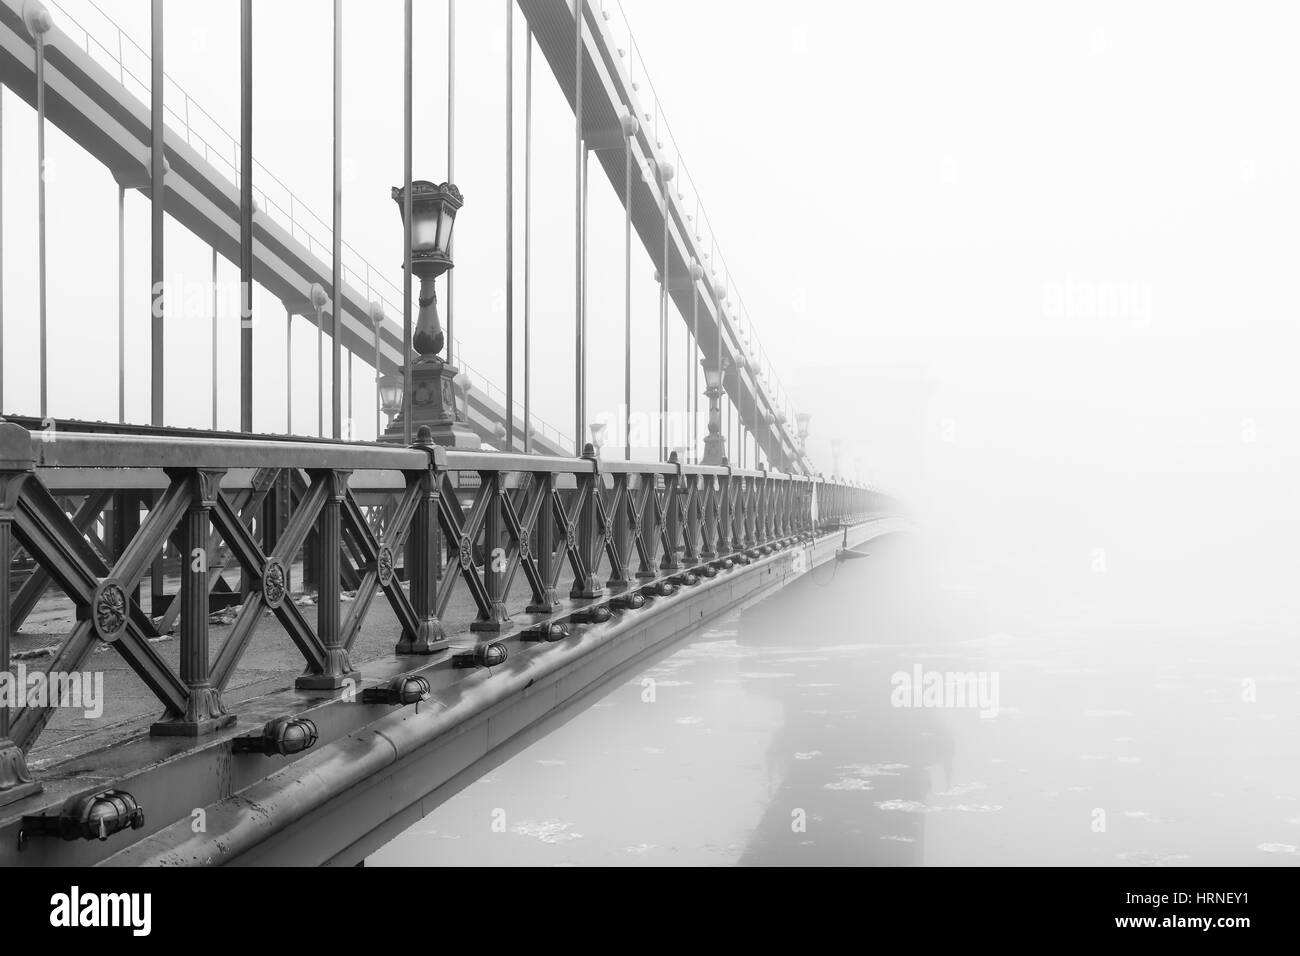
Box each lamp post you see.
[795,411,811,474]
[368,300,384,439]
[589,420,607,458]
[700,358,726,465]
[454,369,472,421]
[384,180,478,446]
[493,421,507,448]
[310,282,328,438]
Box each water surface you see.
[372,534,1300,866]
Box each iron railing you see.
[0,422,890,802]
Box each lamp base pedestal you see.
[381,356,480,448]
[701,433,727,466]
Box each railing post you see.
[801,476,811,534]
[741,474,756,549]
[606,471,633,588]
[396,442,448,654]
[717,464,732,558]
[659,453,682,572]
[570,446,605,599]
[635,471,658,580]
[699,473,718,562]
[471,468,510,631]
[297,469,359,690]
[111,490,141,606]
[153,469,235,736]
[526,471,561,613]
[775,474,785,544]
[683,472,701,566]
[0,425,41,805]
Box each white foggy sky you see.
[1,0,1297,602]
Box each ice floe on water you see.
[1257,843,1300,855]
[875,799,1003,814]
[1122,810,1173,823]
[513,819,583,844]
[935,781,986,797]
[823,763,909,791]
[1117,850,1191,866]
[794,751,822,760]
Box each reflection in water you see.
[372,532,1300,867]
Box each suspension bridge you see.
[0,0,901,866]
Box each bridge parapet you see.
[0,423,889,839]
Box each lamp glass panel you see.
[411,206,439,253]
[435,205,456,257]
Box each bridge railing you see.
[0,423,888,803]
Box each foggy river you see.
[371,532,1300,867]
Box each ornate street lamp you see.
[701,358,727,465]
[795,412,813,475]
[392,180,461,354]
[454,370,472,420]
[589,421,607,457]
[383,180,477,447]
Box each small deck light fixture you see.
[361,675,431,706]
[18,789,144,850]
[232,716,319,757]
[453,642,508,668]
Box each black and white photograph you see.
[0,0,1293,933]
